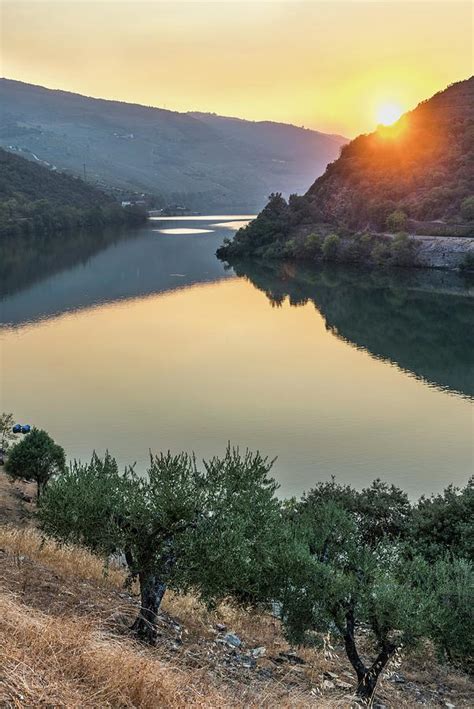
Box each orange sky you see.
[1,1,472,136]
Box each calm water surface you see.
[1,216,473,498]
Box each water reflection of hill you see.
[233,260,474,399]
[0,226,231,327]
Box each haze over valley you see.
[0,79,346,211]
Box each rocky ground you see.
[392,234,474,269]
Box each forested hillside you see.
[219,77,474,263]
[0,79,347,211]
[0,148,145,237]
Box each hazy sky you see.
[1,1,472,136]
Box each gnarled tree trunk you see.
[37,478,47,500]
[343,603,397,703]
[356,643,397,701]
[131,571,167,644]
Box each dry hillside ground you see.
[0,471,472,708]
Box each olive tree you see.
[177,448,282,607]
[411,478,474,561]
[39,447,282,644]
[39,451,205,642]
[425,557,474,672]
[278,495,432,702]
[6,427,65,498]
[300,477,412,546]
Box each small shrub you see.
[371,239,391,266]
[303,232,323,258]
[321,233,340,260]
[460,196,474,221]
[386,209,408,232]
[6,427,65,498]
[389,232,417,267]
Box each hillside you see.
[218,77,474,263]
[1,473,472,708]
[0,146,113,208]
[0,148,146,237]
[0,79,347,211]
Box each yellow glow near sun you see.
[376,102,404,126]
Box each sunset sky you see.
[1,1,472,137]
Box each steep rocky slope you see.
[219,77,474,264]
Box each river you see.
[1,215,472,498]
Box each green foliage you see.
[386,209,408,232]
[178,448,282,606]
[38,453,127,554]
[302,232,324,258]
[370,241,388,266]
[321,233,340,260]
[370,233,417,268]
[411,478,474,562]
[460,196,474,221]
[216,193,289,259]
[0,148,147,238]
[6,428,65,498]
[279,498,432,699]
[279,483,473,698]
[0,412,16,452]
[40,450,204,569]
[389,232,418,267]
[39,450,207,642]
[301,477,411,547]
[425,557,474,671]
[284,232,324,260]
[39,447,283,643]
[343,232,375,263]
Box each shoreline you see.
[384,232,474,269]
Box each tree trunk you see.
[36,479,44,501]
[356,642,397,702]
[131,571,167,644]
[343,603,367,684]
[343,602,396,704]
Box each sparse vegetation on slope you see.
[0,148,147,238]
[0,462,473,707]
[218,77,474,264]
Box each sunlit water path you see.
[1,216,472,498]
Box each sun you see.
[376,102,404,126]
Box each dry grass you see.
[0,524,127,588]
[0,525,290,655]
[0,525,327,707]
[0,590,240,708]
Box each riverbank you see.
[397,233,474,269]
[218,222,474,271]
[0,470,472,708]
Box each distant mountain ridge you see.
[0,79,347,210]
